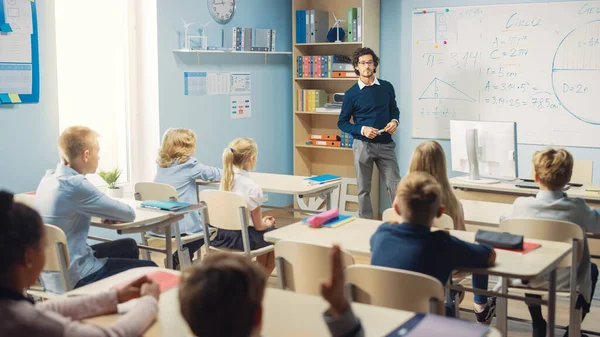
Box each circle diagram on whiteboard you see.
[552,20,600,125]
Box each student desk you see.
[90,199,200,269]
[264,219,571,337]
[77,268,501,337]
[14,194,198,270]
[451,177,600,208]
[196,172,342,213]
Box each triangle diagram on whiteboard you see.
[419,77,477,102]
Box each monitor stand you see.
[458,128,500,184]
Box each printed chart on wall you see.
[230,95,251,119]
[184,72,233,96]
[412,1,600,148]
[0,0,39,104]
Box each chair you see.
[345,265,445,314]
[572,160,593,185]
[14,193,36,209]
[382,207,454,230]
[134,182,209,267]
[27,224,70,299]
[274,241,354,295]
[198,189,274,258]
[500,218,584,337]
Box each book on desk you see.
[304,174,341,185]
[140,200,191,211]
[386,313,490,337]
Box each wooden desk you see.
[265,219,571,337]
[90,199,200,269]
[451,177,600,208]
[81,268,500,337]
[197,172,342,212]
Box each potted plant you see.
[99,168,123,198]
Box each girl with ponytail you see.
[211,138,276,274]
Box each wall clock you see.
[208,0,235,24]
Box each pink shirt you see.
[0,289,157,337]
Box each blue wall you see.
[0,0,59,194]
[156,0,293,205]
[380,0,600,209]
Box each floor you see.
[147,209,600,337]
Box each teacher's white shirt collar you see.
[358,77,380,90]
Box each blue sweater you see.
[337,79,400,143]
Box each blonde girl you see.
[154,128,222,268]
[211,138,276,274]
[408,140,465,231]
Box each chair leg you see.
[140,232,150,260]
[454,291,461,319]
[568,307,582,337]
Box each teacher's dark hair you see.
[352,47,379,75]
[0,191,44,275]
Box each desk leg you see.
[326,190,332,210]
[172,220,189,268]
[548,269,557,337]
[165,224,173,270]
[496,277,508,337]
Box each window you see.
[55,0,132,186]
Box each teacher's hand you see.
[362,126,380,139]
[383,120,398,134]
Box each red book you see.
[114,270,181,292]
[495,241,541,254]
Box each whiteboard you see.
[411,1,600,148]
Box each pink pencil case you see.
[307,208,339,228]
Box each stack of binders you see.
[295,10,329,43]
[307,134,341,147]
[222,28,276,51]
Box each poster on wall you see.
[230,72,251,94]
[230,95,251,119]
[184,72,207,96]
[207,72,231,95]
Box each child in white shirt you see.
[210,138,276,274]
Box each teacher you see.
[338,47,401,219]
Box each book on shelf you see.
[297,89,327,111]
[315,107,341,113]
[296,55,351,78]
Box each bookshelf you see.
[292,0,381,217]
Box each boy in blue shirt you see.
[35,126,156,293]
[370,172,496,316]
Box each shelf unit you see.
[173,49,292,64]
[292,0,381,216]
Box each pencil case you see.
[475,229,523,250]
[306,208,339,228]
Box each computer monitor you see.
[450,120,518,184]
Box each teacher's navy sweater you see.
[337,79,400,144]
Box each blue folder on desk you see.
[140,200,190,212]
[304,174,341,185]
[386,314,490,337]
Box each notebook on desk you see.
[140,200,190,211]
[302,214,355,228]
[304,174,342,185]
[386,313,490,337]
